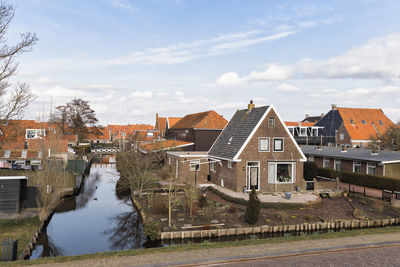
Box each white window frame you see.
[268,117,275,126]
[340,133,344,141]
[334,159,341,171]
[25,129,46,139]
[323,158,330,168]
[367,163,376,175]
[308,156,314,162]
[273,138,284,152]
[246,161,260,191]
[21,150,27,159]
[190,159,200,172]
[258,137,270,152]
[300,128,306,137]
[288,127,294,136]
[228,161,233,169]
[268,162,296,184]
[4,150,10,158]
[353,161,361,172]
[210,161,216,172]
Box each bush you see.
[245,188,261,225]
[143,221,162,240]
[340,170,400,191]
[317,167,338,179]
[152,197,168,215]
[303,162,318,181]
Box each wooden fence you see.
[1,238,18,261]
[160,218,400,240]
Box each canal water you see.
[30,165,146,258]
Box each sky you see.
[7,0,400,125]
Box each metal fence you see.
[1,238,18,261]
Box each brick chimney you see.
[331,104,337,110]
[305,114,309,118]
[248,100,255,111]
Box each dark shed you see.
[0,176,27,213]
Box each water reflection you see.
[34,228,63,257]
[104,201,147,250]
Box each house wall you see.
[336,124,351,147]
[312,155,384,176]
[167,129,195,143]
[384,163,400,179]
[194,130,222,151]
[211,108,304,192]
[167,154,209,186]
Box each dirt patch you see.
[137,190,400,232]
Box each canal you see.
[30,164,146,258]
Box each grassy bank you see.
[4,224,400,266]
[0,217,40,257]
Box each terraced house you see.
[208,101,307,193]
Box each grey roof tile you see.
[208,106,269,160]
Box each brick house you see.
[155,113,181,138]
[302,145,400,179]
[314,105,393,148]
[166,151,209,186]
[167,110,228,151]
[208,101,307,192]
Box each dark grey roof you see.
[314,109,343,136]
[208,106,269,160]
[301,145,400,163]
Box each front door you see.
[247,162,259,190]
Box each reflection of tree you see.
[75,171,100,209]
[36,227,63,258]
[103,202,147,250]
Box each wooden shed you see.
[0,176,27,213]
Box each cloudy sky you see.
[8,0,400,125]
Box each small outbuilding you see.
[0,176,27,213]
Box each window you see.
[308,156,314,162]
[340,133,344,141]
[268,117,275,126]
[26,129,46,139]
[259,137,269,152]
[228,161,233,169]
[353,161,361,172]
[350,119,353,124]
[38,151,43,159]
[210,161,216,172]
[268,162,295,183]
[21,150,27,158]
[190,160,200,172]
[4,150,10,158]
[288,128,294,136]
[362,120,366,124]
[367,163,376,175]
[323,158,330,168]
[273,138,284,152]
[0,129,3,136]
[334,159,341,171]
[300,128,306,136]
[379,120,383,125]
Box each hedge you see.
[317,167,400,192]
[303,162,318,181]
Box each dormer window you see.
[362,120,366,124]
[350,119,353,124]
[26,129,46,139]
[268,117,275,126]
[379,120,383,125]
[227,137,233,144]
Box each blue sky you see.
[8,0,400,124]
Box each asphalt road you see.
[205,245,400,267]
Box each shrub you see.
[198,195,208,208]
[245,188,261,225]
[152,196,168,215]
[143,221,162,240]
[228,205,237,213]
[303,162,318,181]
[340,170,400,191]
[317,167,337,179]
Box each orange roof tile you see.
[285,121,315,127]
[167,117,181,128]
[140,140,193,152]
[338,107,394,140]
[170,110,227,130]
[157,117,167,133]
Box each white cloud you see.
[216,72,243,86]
[377,85,399,93]
[131,90,153,99]
[157,92,169,96]
[347,88,371,95]
[249,65,294,81]
[275,83,300,92]
[175,91,184,96]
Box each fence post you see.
[11,239,18,261]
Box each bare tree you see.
[0,3,37,123]
[163,178,181,228]
[185,185,197,221]
[53,98,98,142]
[116,151,156,198]
[370,122,400,151]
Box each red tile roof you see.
[140,140,193,152]
[285,121,315,127]
[337,107,394,140]
[167,117,181,128]
[170,110,227,130]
